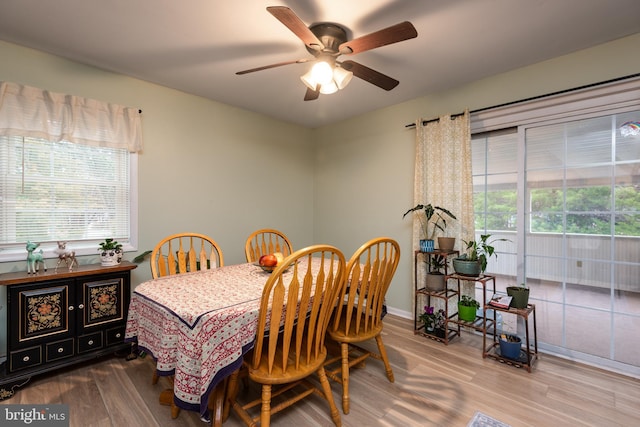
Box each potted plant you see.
[419,305,446,337]
[499,333,522,360]
[403,204,456,252]
[99,238,123,266]
[506,282,530,309]
[452,234,509,276]
[425,254,448,291]
[457,295,480,322]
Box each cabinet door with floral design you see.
[79,274,128,331]
[9,281,74,347]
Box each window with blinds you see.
[0,135,133,260]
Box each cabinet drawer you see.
[77,331,103,353]
[106,326,125,346]
[46,338,74,362]
[9,346,42,372]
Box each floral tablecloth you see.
[125,262,275,416]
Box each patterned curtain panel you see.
[413,111,474,253]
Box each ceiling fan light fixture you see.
[333,66,353,90]
[310,61,334,85]
[319,81,338,95]
[300,70,317,91]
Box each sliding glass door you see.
[472,109,640,375]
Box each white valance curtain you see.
[413,111,474,252]
[0,81,143,153]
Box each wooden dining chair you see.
[149,232,224,419]
[150,232,224,279]
[324,237,400,414]
[226,245,346,427]
[244,228,293,263]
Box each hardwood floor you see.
[4,315,639,426]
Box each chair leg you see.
[375,334,394,383]
[260,384,272,427]
[171,402,181,419]
[317,366,342,427]
[340,342,350,414]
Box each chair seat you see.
[247,344,328,385]
[328,310,383,343]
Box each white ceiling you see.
[1,0,639,128]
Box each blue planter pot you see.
[419,239,434,252]
[499,335,522,360]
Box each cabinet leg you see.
[0,376,31,401]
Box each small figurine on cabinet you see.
[54,241,78,273]
[26,240,47,274]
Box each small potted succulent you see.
[403,204,456,252]
[98,238,123,266]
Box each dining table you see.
[124,258,324,425]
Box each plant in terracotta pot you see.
[457,295,480,322]
[98,238,123,266]
[403,204,456,252]
[453,234,509,276]
[506,282,530,309]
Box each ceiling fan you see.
[236,6,418,101]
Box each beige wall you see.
[1,33,639,325]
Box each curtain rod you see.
[404,72,640,129]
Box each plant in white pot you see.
[402,204,456,252]
[99,238,123,266]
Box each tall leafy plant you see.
[403,204,456,240]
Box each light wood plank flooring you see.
[4,315,639,426]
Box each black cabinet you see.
[0,262,136,399]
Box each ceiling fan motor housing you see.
[306,23,348,56]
